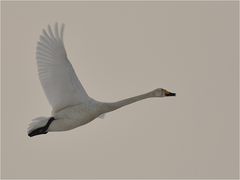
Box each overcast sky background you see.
[1,1,238,179]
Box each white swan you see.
[28,23,176,137]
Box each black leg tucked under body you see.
[166,92,176,96]
[28,117,55,137]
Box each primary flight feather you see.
[28,23,176,137]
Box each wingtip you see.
[40,23,65,41]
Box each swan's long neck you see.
[103,91,153,113]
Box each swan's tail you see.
[28,117,50,137]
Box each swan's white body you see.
[50,100,102,131]
[28,23,175,137]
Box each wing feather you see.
[36,23,89,112]
[60,24,65,40]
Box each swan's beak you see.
[165,91,176,96]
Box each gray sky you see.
[1,1,238,179]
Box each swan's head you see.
[152,88,176,97]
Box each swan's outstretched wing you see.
[36,23,89,112]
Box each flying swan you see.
[28,23,176,137]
